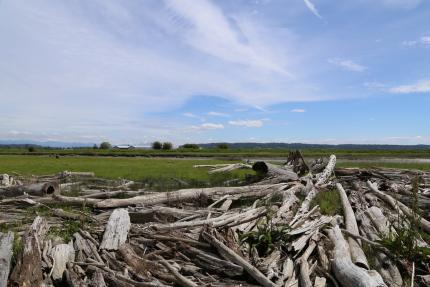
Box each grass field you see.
[1,147,430,159]
[1,154,430,183]
[0,155,255,189]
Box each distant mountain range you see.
[0,140,429,150]
[0,140,94,148]
[198,142,430,150]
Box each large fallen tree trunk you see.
[0,182,59,198]
[327,225,387,287]
[95,184,288,208]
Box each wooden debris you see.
[1,152,429,286]
[0,232,13,287]
[100,208,130,250]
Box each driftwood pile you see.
[0,153,429,287]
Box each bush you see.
[162,142,173,150]
[99,142,112,149]
[92,144,98,149]
[216,143,229,149]
[152,141,162,150]
[28,146,36,152]
[181,143,200,149]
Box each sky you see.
[0,0,429,145]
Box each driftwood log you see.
[0,232,13,287]
[0,182,59,198]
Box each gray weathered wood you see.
[100,208,130,250]
[0,232,13,287]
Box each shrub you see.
[99,142,112,149]
[92,144,98,149]
[152,141,162,150]
[162,142,173,150]
[28,146,36,152]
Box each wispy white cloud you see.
[303,0,322,19]
[183,112,205,121]
[229,120,263,128]
[402,35,430,47]
[192,123,224,130]
[328,58,367,72]
[389,80,430,94]
[166,0,289,75]
[207,111,229,117]
[291,108,306,113]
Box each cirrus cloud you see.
[228,120,263,128]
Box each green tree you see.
[28,146,36,152]
[152,141,162,150]
[99,142,112,149]
[92,144,98,149]
[162,142,173,150]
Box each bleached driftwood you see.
[50,242,75,280]
[202,232,277,287]
[9,216,48,287]
[58,171,95,178]
[299,241,316,287]
[100,209,130,250]
[336,183,369,269]
[316,155,336,186]
[0,232,13,287]
[95,184,288,208]
[367,181,430,233]
[327,225,387,287]
[207,163,252,174]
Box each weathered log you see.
[316,155,336,186]
[9,216,49,287]
[156,255,197,287]
[180,243,243,276]
[299,241,316,287]
[58,171,95,178]
[202,231,276,287]
[0,182,59,198]
[95,184,288,208]
[89,269,107,287]
[100,208,130,250]
[327,225,387,287]
[367,181,430,233]
[336,183,369,269]
[50,243,75,280]
[0,232,13,287]
[252,162,298,180]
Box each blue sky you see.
[0,0,429,145]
